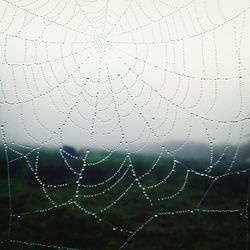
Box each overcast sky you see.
[0,0,250,152]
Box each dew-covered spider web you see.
[0,0,250,249]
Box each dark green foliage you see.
[0,146,249,249]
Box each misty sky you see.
[0,0,250,152]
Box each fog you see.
[0,0,250,152]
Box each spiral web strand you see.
[0,0,250,249]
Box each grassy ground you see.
[0,147,249,249]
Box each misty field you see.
[0,146,250,250]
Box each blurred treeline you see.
[0,144,250,249]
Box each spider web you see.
[0,0,250,249]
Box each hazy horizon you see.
[1,0,250,152]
